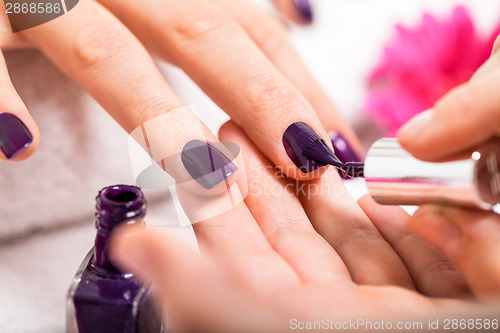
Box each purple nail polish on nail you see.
[0,113,33,159]
[329,131,362,164]
[283,122,333,173]
[182,140,238,189]
[329,131,362,179]
[294,0,313,22]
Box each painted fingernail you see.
[397,109,433,141]
[0,113,33,159]
[294,0,313,23]
[283,122,332,173]
[329,131,362,179]
[181,140,238,189]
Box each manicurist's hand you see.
[398,35,500,299]
[111,122,475,333]
[0,0,361,182]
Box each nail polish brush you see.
[302,139,365,178]
[304,138,500,210]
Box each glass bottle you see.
[67,185,163,333]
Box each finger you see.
[0,51,38,161]
[192,199,301,294]
[219,121,352,285]
[271,0,314,24]
[410,205,500,300]
[98,0,334,181]
[111,228,279,333]
[358,195,471,298]
[18,1,240,192]
[492,34,500,56]
[0,8,33,49]
[296,170,415,288]
[213,0,363,156]
[397,69,500,161]
[470,39,500,82]
[20,2,281,287]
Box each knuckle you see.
[137,97,184,121]
[241,72,302,118]
[333,226,381,249]
[71,23,129,72]
[267,217,314,241]
[252,19,288,51]
[168,8,230,43]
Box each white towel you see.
[0,50,141,242]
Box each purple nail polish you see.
[283,122,334,173]
[181,140,238,189]
[329,132,362,164]
[329,131,362,179]
[328,131,361,179]
[67,185,163,333]
[294,0,313,22]
[0,113,33,159]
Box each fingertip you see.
[110,225,151,275]
[220,121,331,181]
[0,111,39,161]
[357,194,376,207]
[273,0,313,25]
[397,109,434,159]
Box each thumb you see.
[398,41,500,161]
[410,205,500,300]
[397,69,500,161]
[110,228,279,333]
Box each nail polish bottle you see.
[67,185,163,333]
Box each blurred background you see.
[1,0,499,331]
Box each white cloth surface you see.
[1,0,499,332]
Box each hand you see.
[111,122,472,333]
[0,0,360,183]
[398,36,500,299]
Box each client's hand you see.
[111,122,473,333]
[398,35,500,300]
[0,0,357,183]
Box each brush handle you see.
[364,138,500,209]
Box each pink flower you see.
[365,6,500,136]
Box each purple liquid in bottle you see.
[67,185,163,333]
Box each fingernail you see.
[294,0,313,22]
[0,113,33,159]
[181,140,238,189]
[398,109,433,141]
[412,206,463,259]
[283,122,332,173]
[329,131,362,179]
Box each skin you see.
[109,35,500,333]
[0,0,361,182]
[110,122,482,333]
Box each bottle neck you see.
[92,185,146,276]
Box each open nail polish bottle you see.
[67,185,163,333]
